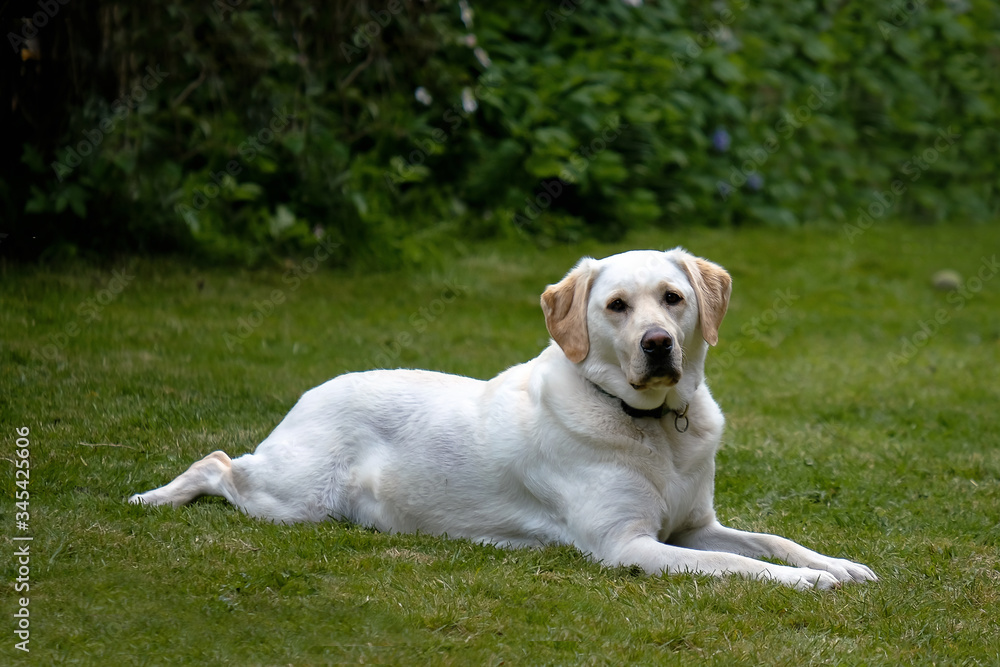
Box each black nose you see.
[641,328,673,359]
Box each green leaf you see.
[618,188,661,225]
[523,153,565,179]
[112,152,137,175]
[711,58,745,83]
[228,182,264,202]
[21,144,45,173]
[24,186,50,214]
[802,38,835,63]
[624,94,663,124]
[282,131,306,156]
[389,156,430,184]
[532,127,576,156]
[588,151,628,183]
[68,192,87,218]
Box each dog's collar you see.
[590,382,690,432]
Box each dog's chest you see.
[632,416,712,467]
[630,421,715,518]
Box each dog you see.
[130,248,876,590]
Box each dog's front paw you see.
[787,567,841,591]
[812,557,878,584]
[761,564,840,590]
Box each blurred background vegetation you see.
[1,0,997,267]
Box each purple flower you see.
[747,173,764,191]
[711,127,731,153]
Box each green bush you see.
[5,0,998,265]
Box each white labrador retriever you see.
[131,249,876,590]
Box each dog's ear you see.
[681,254,732,346]
[541,258,597,363]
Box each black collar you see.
[590,382,690,432]
[620,401,668,420]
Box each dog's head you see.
[541,249,731,409]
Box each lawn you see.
[2,221,999,664]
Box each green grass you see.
[2,221,1000,664]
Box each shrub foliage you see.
[3,0,998,264]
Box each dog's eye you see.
[665,292,682,305]
[607,298,628,313]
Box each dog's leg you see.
[610,534,844,590]
[669,521,877,584]
[129,451,240,508]
[129,450,325,523]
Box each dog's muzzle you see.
[635,327,680,386]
